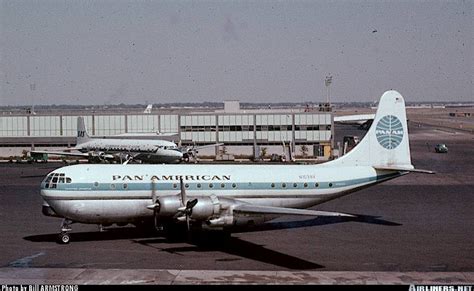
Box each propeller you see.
[177,177,198,231]
[177,141,200,163]
[182,146,197,163]
[186,145,199,163]
[120,153,134,165]
[146,177,160,230]
[185,142,224,163]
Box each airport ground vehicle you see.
[8,151,48,163]
[435,144,448,153]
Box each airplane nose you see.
[173,150,184,158]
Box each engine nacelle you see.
[97,152,106,160]
[189,195,220,220]
[157,195,182,216]
[157,194,221,220]
[95,152,115,161]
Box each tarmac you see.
[0,122,473,284]
[0,268,473,284]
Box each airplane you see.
[143,104,153,114]
[39,90,434,244]
[334,114,375,130]
[31,117,184,164]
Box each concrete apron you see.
[0,268,473,285]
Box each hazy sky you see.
[1,0,472,105]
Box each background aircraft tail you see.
[77,117,91,145]
[144,104,153,114]
[328,90,413,169]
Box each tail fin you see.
[328,90,413,169]
[144,104,153,114]
[77,116,91,145]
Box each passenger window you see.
[197,183,201,188]
[66,178,72,183]
[221,183,225,188]
[123,183,128,189]
[209,183,213,188]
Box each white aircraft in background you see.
[32,117,184,164]
[143,104,153,114]
[40,91,433,244]
[334,114,375,130]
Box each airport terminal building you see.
[0,104,334,160]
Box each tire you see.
[58,233,70,244]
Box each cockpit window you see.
[43,173,72,189]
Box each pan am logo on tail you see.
[375,115,404,150]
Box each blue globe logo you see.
[375,115,404,149]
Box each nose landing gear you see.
[57,219,73,244]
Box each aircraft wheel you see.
[58,232,70,244]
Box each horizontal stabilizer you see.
[374,166,435,174]
[233,204,355,218]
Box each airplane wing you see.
[233,204,355,218]
[193,143,224,150]
[30,150,90,158]
[373,165,435,174]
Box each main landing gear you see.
[57,219,73,244]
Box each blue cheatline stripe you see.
[43,172,400,193]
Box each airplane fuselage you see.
[40,164,402,225]
[78,139,183,163]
